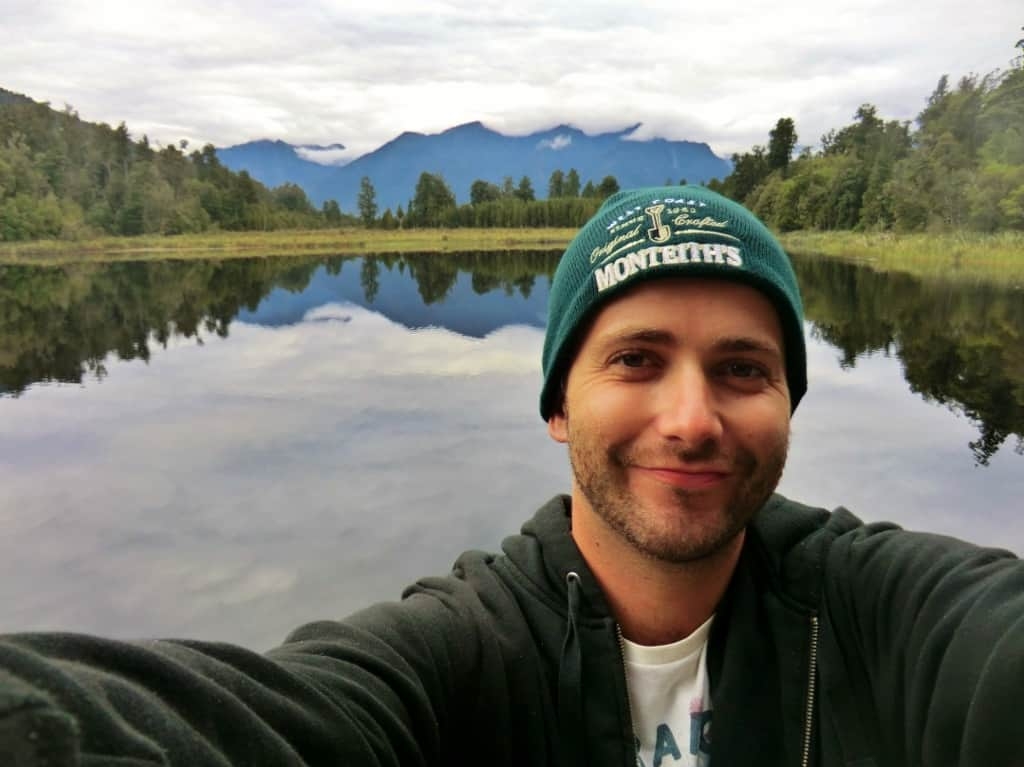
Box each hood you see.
[749,494,864,609]
[499,495,615,622]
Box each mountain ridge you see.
[218,121,731,212]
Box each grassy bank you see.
[780,230,1024,282]
[3,228,1022,283]
[0,227,578,264]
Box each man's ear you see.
[547,409,568,444]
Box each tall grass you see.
[780,231,1024,283]
[4,227,1022,285]
[0,227,578,264]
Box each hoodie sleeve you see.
[821,524,1024,766]
[0,580,492,767]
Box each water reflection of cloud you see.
[0,303,568,649]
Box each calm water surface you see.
[1,252,1021,649]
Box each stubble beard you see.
[568,428,789,565]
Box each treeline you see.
[355,169,622,229]
[0,90,354,241]
[6,43,1021,243]
[0,84,630,241]
[708,47,1024,232]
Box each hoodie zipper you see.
[616,624,642,767]
[801,615,820,767]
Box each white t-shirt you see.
[622,616,714,767]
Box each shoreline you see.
[2,228,1022,281]
[0,228,578,264]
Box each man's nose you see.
[653,365,723,447]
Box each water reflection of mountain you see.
[238,253,553,337]
[793,255,1024,465]
[0,252,558,396]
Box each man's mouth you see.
[633,466,731,490]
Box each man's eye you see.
[725,361,766,379]
[612,351,653,368]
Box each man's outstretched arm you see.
[0,583,489,766]
[821,524,1024,766]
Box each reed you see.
[4,227,1022,285]
[780,231,1024,282]
[0,227,578,264]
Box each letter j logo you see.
[645,204,671,243]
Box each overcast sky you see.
[3,0,1021,163]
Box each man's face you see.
[547,278,791,564]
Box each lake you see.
[1,251,1021,650]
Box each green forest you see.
[1,40,1022,241]
[708,49,1024,233]
[0,89,357,241]
[0,87,616,241]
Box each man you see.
[1,186,1021,767]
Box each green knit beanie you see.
[540,185,806,420]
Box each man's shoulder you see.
[750,493,1021,605]
[750,493,866,565]
[748,494,882,607]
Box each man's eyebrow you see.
[712,336,783,356]
[608,328,676,344]
[600,329,781,355]
[596,330,784,362]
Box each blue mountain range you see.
[217,122,731,214]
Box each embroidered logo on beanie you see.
[590,198,745,293]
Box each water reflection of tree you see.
[360,257,380,304]
[377,250,556,304]
[0,250,560,397]
[407,256,459,304]
[794,254,1024,464]
[0,257,325,396]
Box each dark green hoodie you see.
[0,495,1021,766]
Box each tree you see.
[768,117,798,173]
[725,147,770,202]
[821,105,884,158]
[597,175,620,198]
[565,168,581,197]
[358,176,377,226]
[581,180,597,198]
[470,179,501,205]
[272,183,310,213]
[515,175,535,202]
[548,170,564,199]
[409,172,456,227]
[322,199,343,226]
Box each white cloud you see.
[293,145,356,165]
[537,134,572,151]
[0,0,1019,162]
